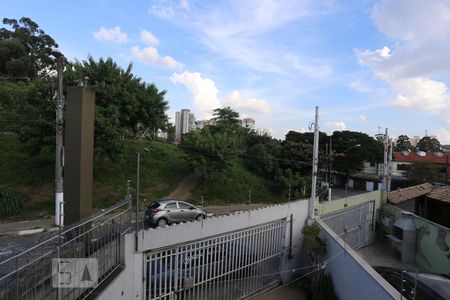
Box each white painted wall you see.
[98,199,310,299]
[319,220,401,300]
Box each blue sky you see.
[2,0,450,143]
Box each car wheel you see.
[196,214,204,221]
[157,218,168,227]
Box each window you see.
[397,164,410,171]
[370,161,375,167]
[178,202,193,209]
[165,203,177,209]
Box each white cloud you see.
[131,46,182,69]
[150,0,190,19]
[358,115,367,122]
[170,71,221,119]
[435,128,450,144]
[356,0,450,122]
[93,26,128,44]
[223,90,271,114]
[150,0,334,77]
[140,30,159,46]
[326,121,346,133]
[170,71,272,118]
[390,77,449,113]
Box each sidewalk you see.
[0,218,55,236]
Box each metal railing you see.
[0,198,132,300]
[144,219,286,300]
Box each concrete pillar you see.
[64,86,96,225]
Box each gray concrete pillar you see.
[64,86,96,225]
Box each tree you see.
[417,136,441,152]
[212,107,240,127]
[0,17,58,79]
[0,17,58,154]
[70,57,169,160]
[394,135,413,152]
[405,162,443,184]
[331,131,383,175]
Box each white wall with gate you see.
[320,201,375,249]
[98,199,310,300]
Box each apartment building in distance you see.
[175,109,195,142]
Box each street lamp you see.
[135,147,149,251]
[51,48,64,226]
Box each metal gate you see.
[321,201,375,249]
[144,219,286,300]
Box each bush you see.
[311,270,337,300]
[0,188,28,217]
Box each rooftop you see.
[388,183,433,204]
[393,151,450,164]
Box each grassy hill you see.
[0,134,192,221]
[187,159,285,206]
[1,134,288,221]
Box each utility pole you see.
[329,137,333,201]
[53,49,64,226]
[309,106,319,220]
[387,139,393,192]
[382,128,389,192]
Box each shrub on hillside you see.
[0,188,28,217]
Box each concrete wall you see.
[98,199,310,299]
[415,217,450,276]
[97,234,144,300]
[317,190,382,215]
[319,220,401,300]
[380,204,450,276]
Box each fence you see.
[321,201,375,249]
[144,220,286,300]
[0,199,132,300]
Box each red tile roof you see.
[393,152,450,164]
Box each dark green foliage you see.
[188,159,282,204]
[405,162,443,184]
[330,130,383,175]
[416,136,441,152]
[181,108,246,174]
[311,270,338,300]
[0,17,58,79]
[69,57,169,160]
[212,106,240,127]
[302,223,327,265]
[302,223,337,300]
[394,135,413,152]
[0,188,28,217]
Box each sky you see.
[2,0,450,143]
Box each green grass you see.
[0,134,192,220]
[188,159,285,205]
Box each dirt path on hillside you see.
[163,171,201,200]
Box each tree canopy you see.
[1,17,170,160]
[417,136,441,152]
[394,135,413,152]
[405,162,443,184]
[69,57,169,159]
[0,17,58,79]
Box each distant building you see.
[194,119,216,130]
[240,118,255,129]
[175,109,195,142]
[256,128,271,137]
[194,116,256,131]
